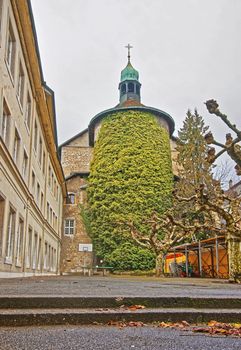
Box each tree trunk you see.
[155,252,164,277]
[228,237,241,282]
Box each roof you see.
[169,236,226,252]
[121,62,139,82]
[88,105,175,146]
[58,128,88,150]
[65,172,90,181]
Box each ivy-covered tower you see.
[87,46,176,270]
[60,45,177,274]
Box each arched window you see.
[136,85,140,94]
[128,82,134,93]
[121,84,126,94]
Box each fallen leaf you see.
[128,305,146,311]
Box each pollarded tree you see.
[204,100,241,175]
[87,110,173,270]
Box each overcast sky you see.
[31,0,241,152]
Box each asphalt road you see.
[0,276,241,298]
[0,325,240,350]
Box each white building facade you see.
[0,0,66,277]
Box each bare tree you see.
[213,159,238,189]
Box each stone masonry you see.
[60,175,92,274]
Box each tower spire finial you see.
[125,43,133,63]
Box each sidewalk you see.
[0,275,240,298]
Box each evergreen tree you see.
[177,109,212,194]
[175,109,217,240]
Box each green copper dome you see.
[121,62,139,82]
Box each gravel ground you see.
[0,325,240,350]
[0,276,240,298]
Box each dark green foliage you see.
[175,109,216,241]
[105,242,155,271]
[177,109,212,193]
[79,204,92,237]
[87,110,173,270]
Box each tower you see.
[118,44,141,105]
[60,46,177,274]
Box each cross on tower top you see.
[125,43,133,63]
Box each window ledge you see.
[15,261,22,268]
[4,257,13,265]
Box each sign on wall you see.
[78,244,93,252]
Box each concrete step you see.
[0,308,241,326]
[0,296,241,309]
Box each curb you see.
[0,308,241,327]
[1,296,241,309]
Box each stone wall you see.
[60,176,93,274]
[61,146,93,177]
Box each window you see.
[42,151,46,174]
[51,173,54,191]
[66,193,75,204]
[51,247,54,271]
[53,180,56,197]
[50,207,53,225]
[5,21,16,78]
[40,192,44,212]
[22,150,28,180]
[128,82,134,93]
[121,84,126,94]
[1,99,11,147]
[38,136,42,166]
[25,93,32,130]
[32,232,38,269]
[26,227,32,268]
[44,241,48,269]
[0,194,6,248]
[64,219,74,235]
[48,244,51,270]
[5,206,16,262]
[47,202,49,221]
[16,217,24,266]
[17,62,25,107]
[53,249,57,272]
[13,128,20,164]
[31,171,35,196]
[48,166,51,186]
[37,237,41,270]
[33,121,38,152]
[36,183,40,206]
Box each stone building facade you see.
[0,0,66,277]
[59,52,178,274]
